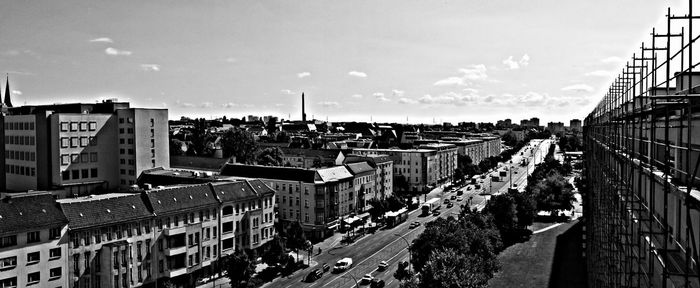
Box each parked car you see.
[360,274,374,284]
[467,186,472,191]
[450,195,457,200]
[305,269,323,282]
[409,221,421,228]
[322,263,330,272]
[333,258,353,272]
[370,279,386,288]
[432,210,440,216]
[443,198,450,204]
[457,196,463,201]
[447,202,454,208]
[378,261,389,271]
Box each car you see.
[360,274,374,284]
[467,186,472,191]
[409,221,421,228]
[432,210,440,216]
[456,196,464,201]
[378,261,389,271]
[447,202,454,208]
[370,279,386,288]
[305,269,323,282]
[333,258,353,272]
[443,198,450,204]
[514,171,518,174]
[457,190,464,196]
[322,263,330,272]
[450,195,456,200]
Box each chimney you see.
[302,92,307,122]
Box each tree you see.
[531,172,576,214]
[256,147,284,166]
[484,193,518,243]
[419,248,494,288]
[261,235,286,266]
[454,168,465,183]
[394,260,412,282]
[169,138,185,156]
[386,195,405,212]
[367,198,387,220]
[394,175,410,195]
[501,131,519,147]
[225,250,255,288]
[221,128,258,164]
[285,221,307,251]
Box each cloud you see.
[222,102,237,108]
[502,54,530,70]
[392,89,405,97]
[11,90,21,95]
[585,70,615,77]
[105,47,132,56]
[225,57,237,63]
[348,71,367,78]
[398,98,417,104]
[318,101,340,108]
[297,72,311,78]
[280,89,296,95]
[139,64,160,72]
[418,92,477,106]
[175,100,194,108]
[372,93,390,102]
[200,102,214,108]
[495,91,591,108]
[351,94,363,98]
[601,56,624,64]
[434,65,488,86]
[89,37,113,43]
[561,84,594,93]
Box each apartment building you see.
[344,154,395,199]
[219,164,353,240]
[345,162,376,212]
[1,100,169,195]
[277,148,344,168]
[58,193,155,288]
[0,194,69,288]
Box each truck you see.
[385,208,409,228]
[491,175,501,182]
[421,198,441,216]
[499,170,508,177]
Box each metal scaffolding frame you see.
[585,1,700,287]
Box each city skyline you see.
[0,0,680,124]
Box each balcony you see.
[164,246,186,256]
[164,226,186,236]
[167,267,187,278]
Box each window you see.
[79,122,87,131]
[61,155,70,165]
[0,277,17,288]
[50,267,61,280]
[72,170,79,179]
[49,227,61,240]
[222,222,233,234]
[223,206,233,216]
[61,138,69,148]
[49,248,61,260]
[89,137,97,146]
[0,256,17,269]
[60,122,69,131]
[80,153,89,163]
[70,137,79,147]
[26,231,40,243]
[70,122,78,131]
[27,272,40,285]
[91,168,98,178]
[80,137,89,147]
[62,171,70,180]
[81,169,88,178]
[119,138,125,144]
[90,152,98,162]
[27,252,39,264]
[89,122,97,131]
[84,251,91,272]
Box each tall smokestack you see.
[302,92,307,122]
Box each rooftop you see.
[58,193,152,229]
[0,194,68,235]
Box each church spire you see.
[4,74,12,108]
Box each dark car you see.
[370,279,386,288]
[321,263,330,272]
[447,202,454,208]
[305,269,323,282]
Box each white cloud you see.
[373,92,385,97]
[434,65,488,86]
[318,101,340,108]
[502,54,530,70]
[297,72,311,78]
[561,84,594,93]
[200,102,214,108]
[105,47,132,56]
[372,92,390,101]
[11,90,21,95]
[418,92,477,106]
[434,77,466,86]
[175,100,194,108]
[585,70,615,77]
[601,56,624,64]
[348,71,367,78]
[351,94,363,98]
[89,37,113,43]
[140,64,160,72]
[392,89,405,97]
[398,98,417,104]
[222,102,237,108]
[280,89,296,95]
[225,57,237,63]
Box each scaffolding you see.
[584,1,700,287]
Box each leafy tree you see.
[261,235,286,266]
[225,250,255,288]
[419,248,494,288]
[501,131,519,147]
[169,138,185,156]
[367,198,387,219]
[394,175,410,194]
[394,260,412,282]
[285,221,307,251]
[530,172,576,214]
[221,128,258,164]
[256,147,284,166]
[513,191,537,228]
[386,195,405,212]
[454,168,465,182]
[484,193,518,241]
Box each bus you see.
[421,198,441,216]
[385,208,409,228]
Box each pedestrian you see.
[319,247,322,255]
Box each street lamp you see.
[394,233,412,274]
[342,273,360,288]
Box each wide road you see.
[266,139,550,288]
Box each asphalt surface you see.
[261,139,552,288]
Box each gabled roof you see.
[345,162,375,175]
[316,166,353,182]
[144,184,219,215]
[0,194,68,235]
[210,180,274,203]
[58,194,152,229]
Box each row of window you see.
[60,121,97,132]
[156,209,218,230]
[221,197,272,216]
[61,168,98,181]
[0,228,60,249]
[4,121,35,131]
[5,150,36,162]
[60,136,96,148]
[5,164,36,177]
[0,248,62,270]
[70,222,151,248]
[4,135,36,146]
[60,152,98,165]
[0,268,61,287]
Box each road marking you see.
[533,223,563,234]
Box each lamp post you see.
[394,233,412,274]
[342,273,360,288]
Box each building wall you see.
[3,114,39,191]
[0,225,69,288]
[116,109,169,191]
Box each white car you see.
[333,258,353,272]
[360,274,374,284]
[378,261,389,271]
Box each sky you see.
[0,0,684,124]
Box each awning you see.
[358,212,371,220]
[343,216,361,225]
